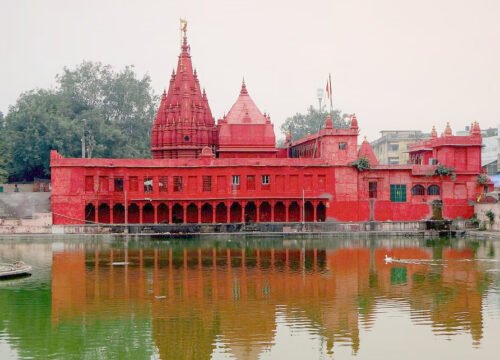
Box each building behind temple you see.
[50,26,490,226]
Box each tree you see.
[280,106,351,142]
[0,111,9,183]
[3,62,158,181]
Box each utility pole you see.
[81,119,86,158]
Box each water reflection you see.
[1,237,500,359]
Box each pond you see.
[0,235,499,359]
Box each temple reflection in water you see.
[50,241,489,359]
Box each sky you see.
[1,0,499,141]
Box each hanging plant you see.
[434,164,455,177]
[350,157,371,171]
[477,174,489,185]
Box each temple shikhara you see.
[50,24,490,226]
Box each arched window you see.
[428,185,440,196]
[411,185,425,196]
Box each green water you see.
[0,236,499,359]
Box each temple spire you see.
[240,77,248,95]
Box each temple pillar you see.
[212,201,216,224]
[139,203,143,224]
[183,204,187,224]
[242,201,246,223]
[226,201,230,223]
[169,202,173,224]
[313,201,316,223]
[95,201,99,224]
[271,201,275,222]
[197,201,201,224]
[256,201,260,223]
[285,201,289,222]
[154,203,158,224]
[109,201,114,224]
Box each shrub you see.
[351,157,370,171]
[477,174,489,185]
[486,210,495,224]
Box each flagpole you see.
[329,73,333,113]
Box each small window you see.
[388,157,399,165]
[159,176,168,192]
[232,175,240,186]
[427,185,440,196]
[261,175,270,185]
[202,176,212,192]
[85,176,94,192]
[144,177,153,193]
[99,176,109,192]
[390,184,407,202]
[129,176,138,192]
[369,181,377,199]
[173,176,183,192]
[429,158,438,165]
[247,175,256,190]
[114,178,124,192]
[411,185,425,196]
[339,142,347,150]
[388,143,399,152]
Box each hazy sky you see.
[1,0,499,140]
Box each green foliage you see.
[0,111,8,183]
[470,214,480,228]
[477,174,489,185]
[350,157,371,171]
[434,164,455,177]
[485,210,495,224]
[2,62,158,181]
[280,106,350,141]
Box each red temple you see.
[50,26,490,226]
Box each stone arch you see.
[428,185,440,196]
[230,202,242,223]
[98,203,110,224]
[274,202,286,222]
[128,203,140,224]
[259,202,272,222]
[245,202,257,223]
[317,202,326,222]
[172,203,184,223]
[142,203,154,224]
[113,203,125,224]
[216,202,228,223]
[157,203,169,223]
[85,203,95,223]
[304,201,314,222]
[201,203,213,223]
[289,201,300,222]
[412,184,425,196]
[186,203,198,223]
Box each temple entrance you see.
[216,203,227,223]
[98,203,110,223]
[245,202,257,223]
[157,203,169,223]
[186,203,198,223]
[113,204,125,224]
[289,202,300,222]
[172,203,184,223]
[304,201,314,222]
[431,200,443,220]
[274,202,286,222]
[259,202,271,222]
[142,203,154,223]
[230,202,242,223]
[128,204,140,224]
[317,202,326,222]
[85,203,95,223]
[201,203,213,223]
